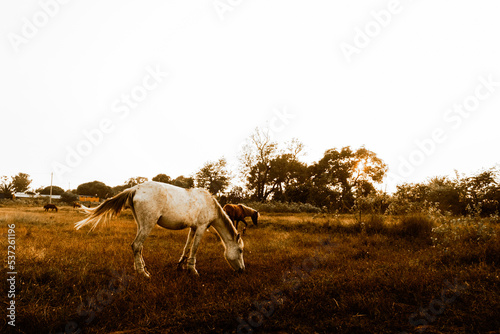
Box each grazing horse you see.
[75,181,245,277]
[223,204,259,234]
[44,204,58,212]
[73,202,81,208]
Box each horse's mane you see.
[214,199,239,236]
[238,204,257,216]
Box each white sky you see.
[1,0,499,193]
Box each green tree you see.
[112,184,130,195]
[77,181,112,199]
[221,186,248,205]
[152,173,172,184]
[61,191,79,204]
[458,168,499,216]
[0,176,14,199]
[195,158,230,196]
[172,176,194,189]
[426,176,461,214]
[310,146,387,211]
[268,153,308,202]
[125,177,149,188]
[40,186,65,195]
[11,173,32,192]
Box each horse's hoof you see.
[177,257,188,271]
[188,267,199,276]
[139,268,151,279]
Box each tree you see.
[220,186,248,205]
[285,137,305,160]
[458,168,499,216]
[310,146,387,211]
[240,127,278,201]
[387,167,499,216]
[172,176,194,189]
[267,153,308,202]
[61,191,79,204]
[40,186,65,195]
[11,173,32,192]
[125,177,149,188]
[152,174,171,184]
[0,176,14,199]
[195,158,230,196]
[111,184,129,195]
[426,176,461,214]
[77,181,112,199]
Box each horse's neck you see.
[240,205,254,217]
[211,215,237,244]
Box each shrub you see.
[364,214,388,234]
[245,201,322,213]
[490,212,500,224]
[395,214,434,240]
[432,217,497,248]
[61,191,79,204]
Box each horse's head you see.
[225,233,245,273]
[251,211,259,226]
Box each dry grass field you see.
[1,205,499,334]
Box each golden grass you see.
[1,206,499,333]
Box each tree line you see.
[2,128,499,216]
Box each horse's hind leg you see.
[130,214,158,278]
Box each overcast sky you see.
[1,0,499,193]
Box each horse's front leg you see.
[178,228,195,271]
[232,218,238,231]
[185,227,207,276]
[240,219,248,235]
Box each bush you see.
[432,217,498,248]
[364,214,388,234]
[245,201,322,213]
[395,214,434,240]
[61,191,79,204]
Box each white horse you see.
[75,181,245,277]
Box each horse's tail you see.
[75,188,136,231]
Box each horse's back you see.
[223,204,245,220]
[133,182,217,228]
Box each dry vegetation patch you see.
[1,206,499,333]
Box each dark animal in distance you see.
[73,202,81,208]
[223,204,259,234]
[44,204,58,212]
